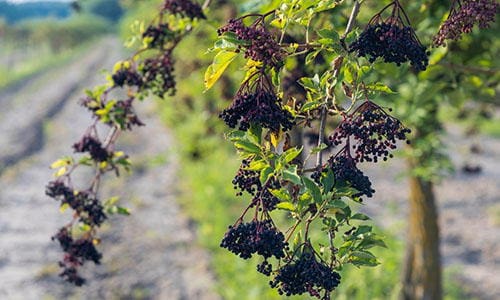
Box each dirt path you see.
[361,126,500,299]
[0,38,218,299]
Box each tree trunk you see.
[401,163,442,300]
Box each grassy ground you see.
[0,42,95,89]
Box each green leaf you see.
[354,225,372,236]
[270,189,291,201]
[247,160,267,171]
[247,124,262,144]
[358,236,387,249]
[321,168,335,192]
[79,223,92,232]
[234,140,261,154]
[302,177,322,203]
[276,202,296,212]
[305,49,322,65]
[351,213,370,220]
[310,143,328,154]
[351,250,376,260]
[116,206,131,215]
[365,82,395,94]
[300,100,322,112]
[283,147,303,163]
[283,165,301,184]
[317,28,339,40]
[260,167,274,184]
[204,50,238,90]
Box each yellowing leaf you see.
[271,130,282,149]
[204,50,237,90]
[59,203,70,213]
[54,167,67,178]
[50,158,72,169]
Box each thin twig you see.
[316,0,362,168]
[202,0,212,10]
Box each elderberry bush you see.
[220,219,287,260]
[329,101,411,163]
[349,1,429,71]
[433,0,498,46]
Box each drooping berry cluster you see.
[220,219,287,260]
[329,150,374,198]
[141,51,176,97]
[111,67,143,88]
[46,181,107,227]
[270,246,341,299]
[329,101,411,163]
[220,72,294,132]
[162,0,206,20]
[313,147,374,199]
[218,16,284,68]
[52,228,102,286]
[142,24,176,49]
[433,0,498,47]
[349,0,429,71]
[73,134,110,162]
[232,159,261,196]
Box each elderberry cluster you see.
[111,67,143,88]
[350,22,429,71]
[270,250,341,299]
[142,24,176,49]
[46,181,107,227]
[162,0,205,20]
[329,101,411,163]
[253,185,281,211]
[52,228,102,286]
[349,1,429,71]
[220,75,294,132]
[232,159,261,196]
[220,219,287,260]
[141,51,176,97]
[218,17,284,67]
[73,134,110,162]
[330,153,374,198]
[433,0,498,47]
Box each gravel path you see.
[361,125,500,299]
[0,38,218,300]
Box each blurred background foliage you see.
[0,0,497,299]
[0,0,124,88]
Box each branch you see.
[316,0,362,167]
[202,0,212,10]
